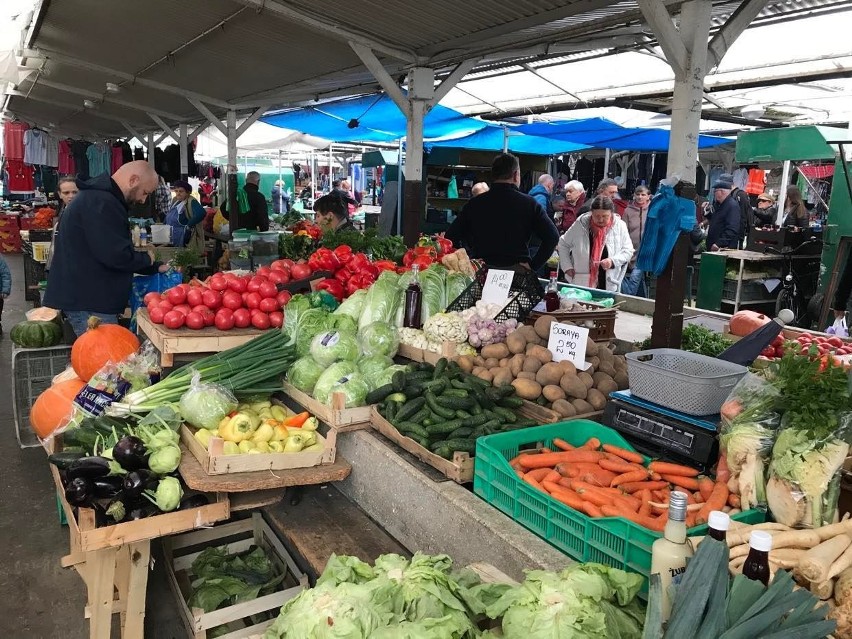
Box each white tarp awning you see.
[194,121,332,159]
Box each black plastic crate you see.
[446,265,544,322]
[27,229,53,242]
[22,250,45,302]
[722,278,778,302]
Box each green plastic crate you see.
[474,420,764,589]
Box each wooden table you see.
[136,308,265,366]
[179,443,352,492]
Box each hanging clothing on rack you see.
[745,168,766,195]
[45,133,59,168]
[72,140,91,178]
[133,146,145,161]
[732,167,748,191]
[111,142,125,173]
[23,128,49,166]
[58,139,75,174]
[4,159,35,194]
[3,120,28,161]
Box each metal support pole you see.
[776,160,791,225]
[179,123,188,180]
[403,98,426,245]
[397,138,404,237]
[329,143,333,190]
[502,126,509,153]
[226,110,238,236]
[278,149,283,213]
[147,134,156,170]
[603,148,611,178]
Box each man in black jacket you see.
[222,171,270,231]
[44,161,168,338]
[446,153,559,271]
[706,178,742,251]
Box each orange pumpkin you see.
[71,316,140,382]
[30,377,86,439]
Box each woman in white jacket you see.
[557,195,634,292]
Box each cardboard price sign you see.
[547,322,591,369]
[480,268,514,304]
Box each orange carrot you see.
[560,462,605,478]
[582,502,604,518]
[601,504,667,532]
[602,444,644,465]
[662,474,701,491]
[648,461,700,477]
[518,450,603,469]
[638,489,652,517]
[552,438,574,451]
[522,475,542,490]
[611,470,651,488]
[580,469,618,487]
[727,493,741,509]
[652,489,667,502]
[571,481,641,511]
[716,452,731,483]
[540,447,553,453]
[686,510,697,528]
[698,476,715,501]
[695,482,730,525]
[543,470,562,484]
[515,469,524,478]
[693,491,705,504]
[599,458,647,474]
[509,450,538,470]
[524,468,552,482]
[582,437,601,450]
[618,480,670,493]
[572,488,611,508]
[558,477,573,489]
[542,482,586,509]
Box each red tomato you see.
[222,291,243,310]
[268,311,284,328]
[267,270,285,285]
[157,300,174,313]
[247,276,266,293]
[215,307,234,320]
[166,287,186,305]
[201,309,216,327]
[209,276,228,292]
[223,273,238,281]
[186,288,205,307]
[259,297,279,313]
[258,281,278,299]
[291,263,312,280]
[228,277,247,293]
[185,312,205,330]
[828,336,844,348]
[276,291,292,307]
[163,310,185,329]
[233,308,251,328]
[201,289,222,310]
[771,335,784,348]
[245,292,262,310]
[149,307,165,324]
[143,292,162,307]
[275,259,295,271]
[173,304,192,316]
[774,345,785,358]
[251,312,271,330]
[214,311,235,330]
[760,346,775,358]
[192,304,211,315]
[256,266,272,278]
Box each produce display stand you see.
[50,463,230,639]
[164,514,308,639]
[527,302,617,342]
[180,424,337,475]
[279,383,372,431]
[178,443,351,492]
[397,341,458,365]
[136,309,266,367]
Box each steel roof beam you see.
[430,58,480,108]
[5,91,146,129]
[708,0,769,69]
[350,43,408,113]
[187,98,228,136]
[637,0,687,78]
[148,113,179,144]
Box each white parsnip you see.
[729,529,822,559]
[799,535,852,583]
[836,566,852,605]
[810,578,835,600]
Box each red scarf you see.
[588,217,614,287]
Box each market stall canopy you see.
[195,121,331,158]
[262,94,483,144]
[514,118,732,152]
[362,150,399,168]
[735,126,852,163]
[427,126,587,155]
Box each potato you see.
[517,371,537,380]
[511,378,542,401]
[552,399,577,418]
[543,384,566,402]
[473,355,486,367]
[597,346,614,364]
[613,371,629,390]
[509,354,525,377]
[472,366,485,376]
[536,362,564,387]
[492,368,514,388]
[592,371,613,386]
[457,355,474,373]
[475,368,494,383]
[534,336,548,346]
[560,373,588,399]
[522,357,543,374]
[585,356,599,374]
[517,325,539,343]
[482,343,510,360]
[596,378,618,395]
[506,332,527,355]
[558,360,577,376]
[498,357,511,368]
[585,338,600,357]
[534,314,557,339]
[586,388,607,411]
[526,344,553,364]
[572,398,595,414]
[578,371,595,390]
[597,361,617,377]
[614,355,627,371]
[484,357,500,369]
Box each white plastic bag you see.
[826,316,848,338]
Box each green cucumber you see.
[426,393,456,419]
[396,422,430,439]
[367,384,397,404]
[425,419,463,435]
[422,378,448,393]
[451,379,472,391]
[386,392,407,403]
[455,409,472,419]
[435,395,475,410]
[497,397,524,408]
[448,427,473,439]
[502,419,539,430]
[403,383,425,397]
[433,357,448,379]
[391,371,407,392]
[385,401,399,422]
[442,388,469,398]
[429,438,477,455]
[409,407,431,424]
[493,407,517,423]
[396,397,427,422]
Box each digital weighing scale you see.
[603,391,720,472]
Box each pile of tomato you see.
[759,331,852,360]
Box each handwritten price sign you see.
[547,322,591,369]
[480,269,514,304]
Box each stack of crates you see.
[12,345,72,448]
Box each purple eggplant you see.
[122,469,158,499]
[67,456,111,480]
[113,436,148,471]
[65,477,93,506]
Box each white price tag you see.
[480,268,513,304]
[547,322,591,370]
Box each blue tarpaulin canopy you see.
[262,94,483,144]
[427,126,587,154]
[515,117,732,152]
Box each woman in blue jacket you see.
[165,180,206,247]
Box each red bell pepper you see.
[333,245,354,265]
[434,234,453,257]
[314,278,345,302]
[373,260,397,272]
[348,252,371,272]
[307,248,340,272]
[346,278,363,297]
[334,268,350,284]
[411,255,434,270]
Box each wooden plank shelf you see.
[278,383,372,431]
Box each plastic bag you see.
[718,373,782,511]
[130,270,182,331]
[826,317,849,338]
[766,411,852,528]
[559,286,593,301]
[178,372,238,431]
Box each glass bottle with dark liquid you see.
[543,270,560,312]
[742,530,772,586]
[707,511,730,542]
[403,263,423,329]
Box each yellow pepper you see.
[303,442,324,452]
[301,416,319,432]
[268,441,285,453]
[254,441,270,453]
[300,430,318,448]
[251,420,275,443]
[238,440,256,454]
[284,433,306,452]
[272,425,289,442]
[194,428,213,450]
[270,405,287,422]
[220,413,256,443]
[222,441,240,455]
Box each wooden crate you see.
[370,406,475,483]
[180,424,336,475]
[527,302,616,342]
[164,514,308,639]
[137,308,266,367]
[280,382,372,431]
[517,399,561,424]
[397,341,458,365]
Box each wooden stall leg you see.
[120,540,151,639]
[87,547,118,639]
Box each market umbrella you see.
[716,309,795,366]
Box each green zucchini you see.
[396,397,427,422]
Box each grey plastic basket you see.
[624,348,747,416]
[11,346,72,448]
